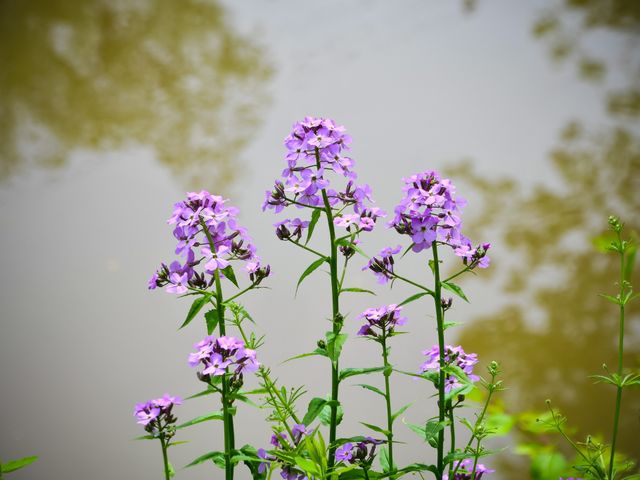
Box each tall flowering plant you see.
[145,191,271,480]
[263,117,386,468]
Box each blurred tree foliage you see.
[0,0,271,187]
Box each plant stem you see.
[316,148,342,471]
[201,218,235,480]
[431,242,446,480]
[381,330,395,477]
[448,401,455,479]
[160,435,171,480]
[608,234,626,480]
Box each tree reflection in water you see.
[452,0,640,474]
[0,0,271,187]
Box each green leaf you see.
[168,461,176,478]
[442,281,469,302]
[443,321,460,331]
[405,419,446,446]
[339,366,385,382]
[179,295,209,329]
[221,265,239,288]
[303,397,328,426]
[398,291,431,307]
[335,237,368,257]
[168,441,190,447]
[379,446,390,473]
[624,243,637,282]
[326,332,348,364]
[306,209,322,245]
[1,456,38,473]
[186,386,217,400]
[205,309,219,335]
[391,403,412,422]
[294,457,321,476]
[133,434,156,440]
[485,412,515,436]
[340,287,376,295]
[354,383,386,398]
[319,400,343,427]
[177,411,224,429]
[397,463,438,475]
[360,422,390,436]
[186,451,226,469]
[282,348,328,363]
[296,257,328,294]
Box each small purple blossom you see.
[444,459,495,479]
[150,190,271,294]
[189,335,260,383]
[357,304,407,338]
[264,117,385,241]
[387,170,490,268]
[363,245,402,284]
[259,425,312,479]
[134,394,181,437]
[420,345,479,393]
[334,437,384,466]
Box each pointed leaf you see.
[319,400,343,426]
[221,265,239,288]
[185,451,226,468]
[282,348,328,363]
[360,422,390,436]
[186,386,217,400]
[354,383,386,398]
[179,295,209,329]
[339,366,385,382]
[398,463,438,475]
[303,397,328,426]
[442,281,469,302]
[306,209,322,245]
[205,309,219,335]
[340,287,376,295]
[398,291,432,307]
[379,446,390,473]
[326,332,348,364]
[2,456,38,473]
[296,257,328,294]
[177,411,224,429]
[391,403,412,422]
[599,293,621,305]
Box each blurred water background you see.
[0,1,638,478]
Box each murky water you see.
[0,1,638,479]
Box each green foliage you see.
[179,295,210,329]
[0,456,38,474]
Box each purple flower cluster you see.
[334,437,384,466]
[134,394,181,436]
[388,170,490,267]
[149,191,270,294]
[263,117,385,240]
[188,335,259,381]
[257,424,311,479]
[363,245,402,284]
[420,345,479,393]
[357,304,407,338]
[444,459,494,480]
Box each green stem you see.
[287,238,327,259]
[448,401,455,479]
[431,242,446,479]
[381,331,395,477]
[160,435,171,480]
[200,218,235,480]
[608,237,626,480]
[470,437,481,480]
[315,148,342,471]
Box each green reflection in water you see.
[452,0,640,475]
[0,0,271,188]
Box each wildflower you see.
[420,345,479,393]
[188,335,260,385]
[363,245,402,284]
[444,459,494,479]
[357,304,407,338]
[387,170,490,267]
[134,394,181,438]
[150,190,270,294]
[334,437,384,466]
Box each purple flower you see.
[387,170,490,268]
[335,443,353,462]
[444,459,495,479]
[188,335,260,382]
[134,394,181,436]
[265,117,385,240]
[150,191,270,294]
[363,245,402,284]
[357,304,407,338]
[334,437,384,466]
[420,345,480,393]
